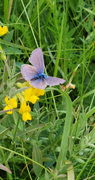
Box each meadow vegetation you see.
[0,0,95,179]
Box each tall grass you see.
[0,0,95,179]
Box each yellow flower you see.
[19,102,32,121]
[0,26,8,36]
[24,88,39,104]
[33,88,45,96]
[16,82,45,104]
[24,86,45,104]
[29,85,45,96]
[3,97,17,114]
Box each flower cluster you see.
[3,82,45,121]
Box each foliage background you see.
[0,0,95,179]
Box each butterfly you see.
[21,48,65,89]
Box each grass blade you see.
[20,0,38,47]
[56,90,72,170]
[4,0,9,21]
[48,88,72,170]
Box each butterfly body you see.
[37,73,47,80]
[21,48,65,89]
[30,72,47,81]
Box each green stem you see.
[12,115,20,143]
[21,0,38,48]
[54,13,64,77]
[37,0,41,47]
[21,142,32,180]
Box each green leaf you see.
[2,60,10,82]
[13,111,23,131]
[84,16,93,32]
[4,46,22,54]
[0,127,9,139]
[0,125,13,139]
[11,60,16,77]
[4,0,8,21]
[16,124,45,137]
[85,107,95,119]
[55,89,72,170]
[45,170,50,180]
[32,144,43,176]
[3,30,14,42]
[75,157,85,164]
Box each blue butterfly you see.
[21,48,65,89]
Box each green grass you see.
[0,0,95,179]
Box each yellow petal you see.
[10,98,17,108]
[19,103,25,114]
[3,26,8,33]
[30,95,39,104]
[29,86,45,96]
[3,106,13,114]
[0,26,8,36]
[22,112,32,121]
[19,103,31,114]
[35,89,45,96]
[24,88,32,101]
[4,97,17,108]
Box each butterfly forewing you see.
[29,48,44,74]
[21,65,39,81]
[45,76,65,86]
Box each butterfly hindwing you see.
[45,76,65,86]
[29,48,44,74]
[30,78,47,89]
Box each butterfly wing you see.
[21,64,39,81]
[30,79,47,89]
[29,48,44,74]
[45,76,65,86]
[21,64,47,89]
[21,48,65,89]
